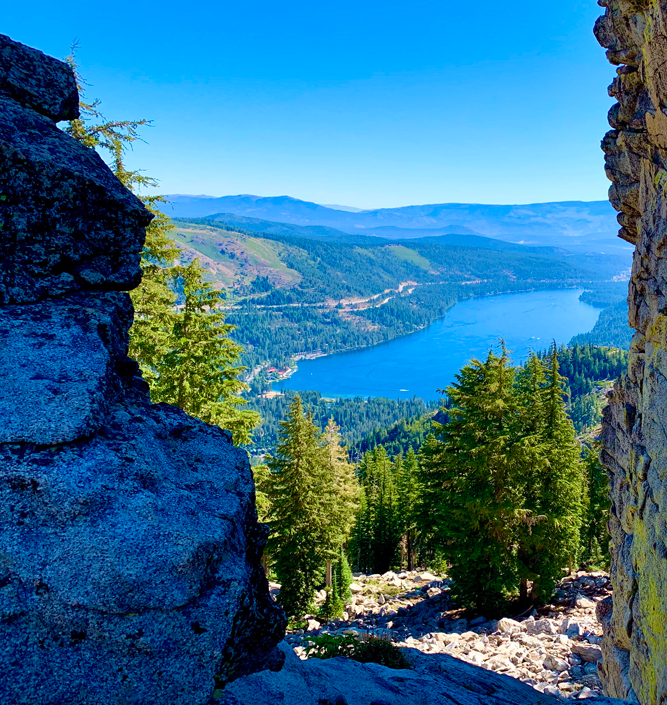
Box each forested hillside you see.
[571,281,631,350]
[169,219,627,386]
[247,391,438,459]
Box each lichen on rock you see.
[0,33,285,705]
[595,2,667,703]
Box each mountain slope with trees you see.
[168,219,627,382]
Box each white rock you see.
[434,632,460,646]
[517,634,543,648]
[460,631,479,641]
[575,594,596,609]
[486,655,513,672]
[498,618,525,634]
[544,654,569,672]
[571,642,603,663]
[558,617,583,638]
[526,618,557,636]
[578,687,596,699]
[420,572,438,582]
[466,650,486,666]
[349,582,364,594]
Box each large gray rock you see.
[594,2,667,704]
[220,643,634,705]
[0,64,151,305]
[0,33,78,121]
[0,293,131,444]
[0,389,285,703]
[0,33,285,705]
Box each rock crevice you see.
[0,34,285,705]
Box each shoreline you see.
[266,285,595,392]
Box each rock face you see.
[594,3,667,703]
[0,34,285,705]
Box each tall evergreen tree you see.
[580,443,610,567]
[150,259,259,444]
[321,419,359,550]
[515,350,584,603]
[266,396,333,617]
[418,347,524,611]
[396,449,420,570]
[351,446,400,573]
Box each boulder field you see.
[224,570,633,704]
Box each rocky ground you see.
[276,570,610,701]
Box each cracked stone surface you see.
[0,32,285,705]
[594,2,667,703]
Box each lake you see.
[272,289,601,401]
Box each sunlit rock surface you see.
[0,33,285,705]
[595,2,667,703]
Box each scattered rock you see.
[571,643,603,664]
[498,618,526,634]
[544,654,570,673]
[284,568,614,700]
[527,619,557,636]
[575,596,596,610]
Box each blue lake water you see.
[273,289,601,401]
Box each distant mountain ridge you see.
[175,213,571,255]
[164,194,628,256]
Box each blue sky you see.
[4,1,613,208]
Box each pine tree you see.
[580,443,610,567]
[351,446,400,573]
[418,346,524,611]
[396,448,420,570]
[350,483,373,573]
[251,463,272,524]
[321,546,353,620]
[321,419,359,550]
[520,345,583,601]
[266,396,332,617]
[150,259,259,444]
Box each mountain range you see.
[164,194,628,256]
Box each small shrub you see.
[287,617,308,631]
[304,633,411,670]
[319,586,344,621]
